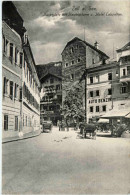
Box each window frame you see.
[90,91,93,97]
[15,116,18,131]
[108,88,112,95]
[96,106,99,112]
[9,81,13,99]
[9,43,13,63]
[108,72,112,81]
[90,76,93,84]
[96,90,100,96]
[4,114,8,131]
[120,86,127,94]
[102,105,106,112]
[90,106,93,113]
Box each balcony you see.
[120,74,130,82]
[45,89,56,94]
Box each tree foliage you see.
[62,81,85,124]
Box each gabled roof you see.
[40,72,62,83]
[61,37,109,59]
[116,42,130,52]
[36,61,62,80]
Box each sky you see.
[13,0,130,65]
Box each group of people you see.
[57,120,69,131]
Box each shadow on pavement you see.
[76,132,93,139]
[97,133,112,138]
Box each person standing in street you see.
[57,120,61,131]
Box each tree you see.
[62,81,85,128]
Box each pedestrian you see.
[66,119,69,131]
[57,120,61,131]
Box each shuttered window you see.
[4,115,8,131]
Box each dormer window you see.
[71,60,74,65]
[65,63,68,67]
[70,74,74,80]
[77,58,80,63]
[71,47,74,53]
[92,58,95,64]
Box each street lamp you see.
[111,71,119,109]
[84,69,88,123]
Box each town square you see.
[1,1,130,194]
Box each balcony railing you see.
[120,74,130,82]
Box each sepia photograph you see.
[1,0,130,194]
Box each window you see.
[102,105,106,112]
[96,90,100,96]
[14,84,18,98]
[90,91,93,97]
[71,60,74,65]
[90,76,93,84]
[123,69,126,76]
[3,77,9,95]
[20,52,23,67]
[96,106,99,112]
[5,40,9,54]
[10,81,13,99]
[65,63,68,67]
[19,87,22,101]
[120,86,127,94]
[15,116,18,131]
[26,116,27,126]
[127,66,130,75]
[56,85,60,90]
[50,78,54,84]
[95,75,99,83]
[9,43,13,63]
[90,106,93,112]
[15,48,18,64]
[77,58,80,62]
[76,45,78,49]
[71,47,74,53]
[4,115,8,131]
[108,88,112,95]
[108,73,112,80]
[92,58,95,64]
[70,74,74,80]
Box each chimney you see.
[94,41,99,49]
[23,33,28,44]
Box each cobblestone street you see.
[2,127,130,194]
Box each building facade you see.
[2,2,25,138]
[61,37,109,123]
[84,42,130,123]
[22,38,41,133]
[61,37,109,104]
[40,73,62,125]
[86,63,119,123]
[112,42,130,110]
[2,2,40,139]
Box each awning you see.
[101,109,130,119]
[125,113,130,118]
[98,118,109,123]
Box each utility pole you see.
[85,69,88,123]
[84,27,85,41]
[113,43,115,59]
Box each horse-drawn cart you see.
[79,123,97,139]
